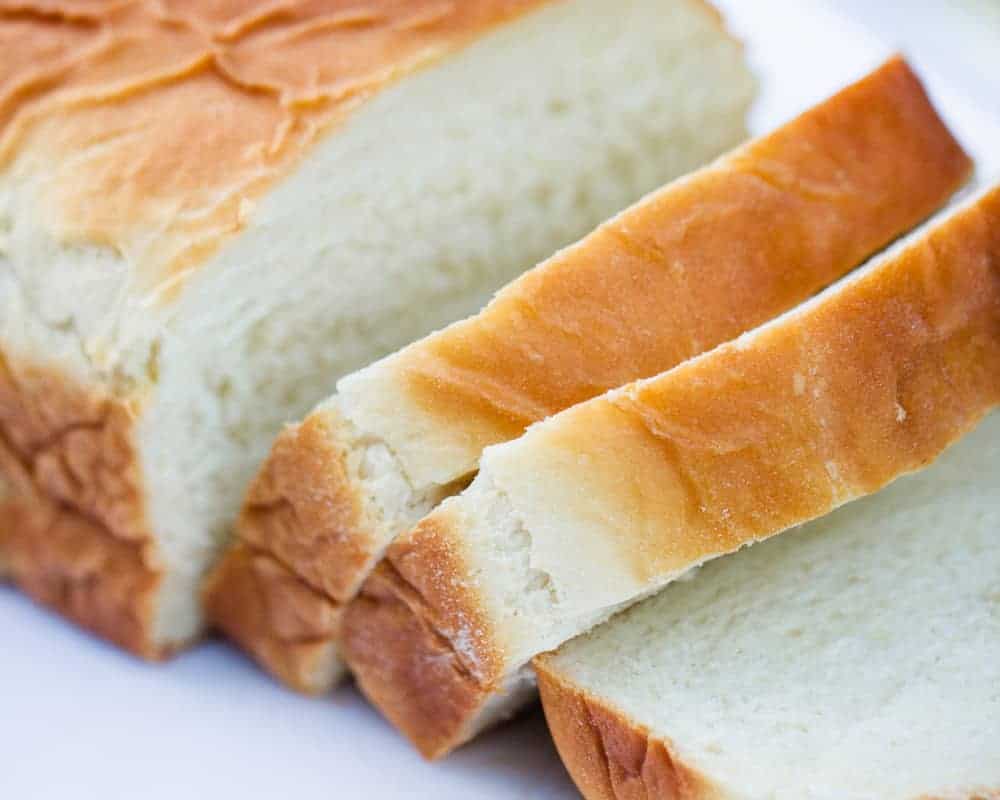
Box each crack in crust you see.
[236,413,372,603]
[0,1,551,297]
[341,512,500,759]
[536,661,725,800]
[0,355,163,657]
[202,541,344,694]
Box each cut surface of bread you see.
[536,410,1000,800]
[0,0,756,656]
[341,183,1000,758]
[205,56,973,692]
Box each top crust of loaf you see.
[0,0,550,299]
[342,183,1000,759]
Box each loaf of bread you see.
[342,183,1000,758]
[204,56,972,694]
[0,0,756,656]
[536,410,1000,800]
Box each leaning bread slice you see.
[205,56,972,693]
[0,0,757,657]
[536,409,1000,800]
[342,183,1000,758]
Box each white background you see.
[3,2,998,798]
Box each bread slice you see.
[0,0,756,657]
[341,183,1000,758]
[204,56,973,694]
[535,410,1000,800]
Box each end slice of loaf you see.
[0,0,756,657]
[536,410,1000,800]
[341,183,1000,758]
[205,56,973,692]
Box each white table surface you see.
[3,3,998,798]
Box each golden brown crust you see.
[202,541,342,694]
[535,659,727,800]
[0,354,164,657]
[0,0,552,298]
[210,55,973,696]
[487,182,1000,608]
[341,509,500,760]
[474,183,1000,598]
[236,412,370,604]
[203,410,367,691]
[584,182,1000,584]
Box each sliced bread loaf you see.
[204,57,972,692]
[536,410,1000,800]
[0,0,756,656]
[342,183,1000,758]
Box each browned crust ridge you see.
[202,541,342,693]
[535,659,726,800]
[0,355,164,657]
[206,55,973,697]
[234,412,372,604]
[204,411,365,691]
[341,509,501,760]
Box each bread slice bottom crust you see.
[536,660,1000,800]
[203,542,345,693]
[203,411,369,691]
[341,511,503,760]
[536,662,727,800]
[0,356,164,657]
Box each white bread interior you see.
[319,396,468,594]
[0,0,754,649]
[539,409,1000,800]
